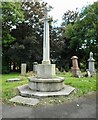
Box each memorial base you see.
[17,84,75,97]
[17,63,75,98]
[71,67,80,77]
[37,64,56,78]
[28,77,64,92]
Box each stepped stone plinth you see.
[26,62,66,93]
[17,84,75,97]
[28,76,64,92]
[17,65,75,97]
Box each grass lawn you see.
[1,72,96,105]
[2,73,28,103]
[59,72,96,97]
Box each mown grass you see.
[58,72,96,97]
[2,73,28,103]
[1,72,97,105]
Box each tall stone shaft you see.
[42,18,50,64]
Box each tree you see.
[2,2,24,46]
[62,9,78,25]
[2,2,24,73]
[65,1,98,70]
[6,2,47,71]
[9,22,38,71]
[56,9,79,71]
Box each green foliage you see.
[2,31,15,46]
[2,65,10,74]
[59,72,96,96]
[2,2,24,26]
[7,2,45,70]
[62,9,78,25]
[2,2,24,45]
[64,2,98,67]
[2,1,98,72]
[2,73,28,102]
[80,62,86,72]
[2,2,24,73]
[55,9,79,69]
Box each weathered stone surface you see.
[33,62,38,73]
[17,84,75,97]
[42,6,51,64]
[37,64,56,78]
[71,56,80,77]
[6,78,20,82]
[9,96,39,106]
[28,76,64,82]
[86,69,91,77]
[21,63,26,75]
[88,52,96,73]
[28,77,64,92]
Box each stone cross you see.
[42,6,52,64]
[88,52,96,73]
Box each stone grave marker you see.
[21,63,26,75]
[88,52,96,73]
[86,69,91,77]
[71,56,80,77]
[33,62,38,73]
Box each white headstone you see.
[21,63,26,75]
[33,62,38,73]
[86,69,91,77]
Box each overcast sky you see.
[42,0,98,26]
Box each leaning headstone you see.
[21,63,26,75]
[88,52,96,73]
[6,78,20,82]
[33,62,38,73]
[71,56,80,77]
[86,69,91,77]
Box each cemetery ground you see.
[2,71,96,106]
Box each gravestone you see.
[21,63,26,75]
[71,56,80,77]
[88,52,96,73]
[86,69,91,77]
[33,62,38,73]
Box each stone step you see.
[17,84,75,97]
[9,96,39,106]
